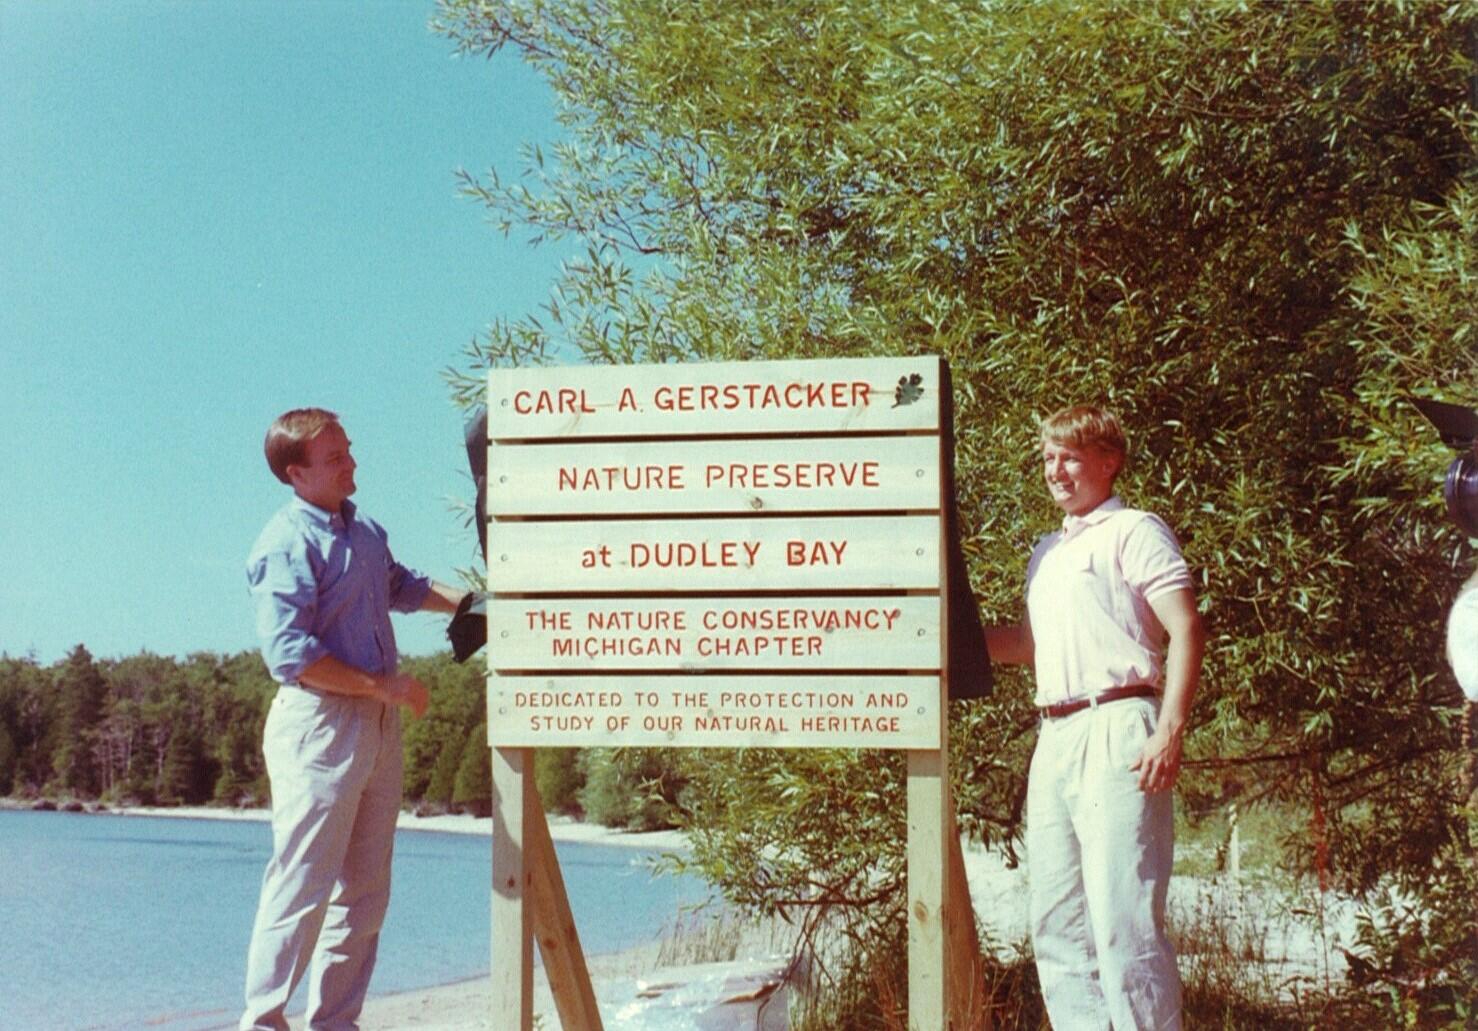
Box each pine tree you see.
[452,722,492,818]
[424,732,464,812]
[157,724,210,806]
[49,645,107,796]
[0,724,16,796]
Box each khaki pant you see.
[240,686,403,1031]
[1027,697,1182,1030]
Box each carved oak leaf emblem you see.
[893,372,924,408]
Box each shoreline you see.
[11,799,1355,1027]
[7,799,719,1030]
[2,798,689,852]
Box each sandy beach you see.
[94,802,690,853]
[347,824,1353,1030]
[344,835,1032,1030]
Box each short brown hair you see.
[264,408,339,484]
[1040,404,1128,467]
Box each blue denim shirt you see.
[247,496,432,684]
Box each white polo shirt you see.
[1026,496,1193,707]
[1449,585,1478,702]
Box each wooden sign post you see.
[485,356,985,1029]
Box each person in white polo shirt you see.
[1451,571,1478,704]
[986,404,1205,1030]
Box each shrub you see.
[577,748,686,831]
[534,747,584,815]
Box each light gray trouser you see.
[240,686,403,1031]
[1027,697,1182,1031]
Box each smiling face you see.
[288,423,357,512]
[1042,437,1120,517]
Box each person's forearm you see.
[297,655,429,717]
[297,654,396,703]
[985,623,1033,666]
[1130,601,1204,789]
[1157,614,1205,739]
[420,581,468,615]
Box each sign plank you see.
[486,675,941,749]
[489,357,939,439]
[489,435,940,516]
[488,515,941,593]
[486,597,940,671]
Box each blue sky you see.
[0,1,566,664]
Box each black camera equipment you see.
[1412,397,1478,538]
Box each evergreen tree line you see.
[0,646,532,816]
[1,641,683,829]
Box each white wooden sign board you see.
[488,435,940,515]
[488,515,940,593]
[486,356,943,751]
[483,356,986,1030]
[488,358,939,439]
[489,674,940,748]
[487,596,941,671]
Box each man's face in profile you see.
[289,423,357,511]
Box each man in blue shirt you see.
[240,408,467,1031]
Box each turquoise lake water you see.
[0,810,709,1030]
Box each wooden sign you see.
[489,358,939,439]
[487,356,943,750]
[483,356,988,1031]
[486,596,941,670]
[489,675,939,748]
[488,516,939,593]
[488,435,940,515]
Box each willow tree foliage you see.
[439,0,1476,1012]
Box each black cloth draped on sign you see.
[446,406,489,663]
[937,359,993,700]
[446,360,993,702]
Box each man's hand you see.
[381,673,430,719]
[1129,728,1183,792]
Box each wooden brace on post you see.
[491,746,603,1031]
[486,357,988,1029]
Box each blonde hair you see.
[1040,404,1128,466]
[264,408,339,485]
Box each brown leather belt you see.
[1040,684,1158,720]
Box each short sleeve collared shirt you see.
[1449,587,1478,703]
[247,496,432,685]
[1025,496,1193,706]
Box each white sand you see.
[101,803,689,851]
[352,829,1034,1030]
